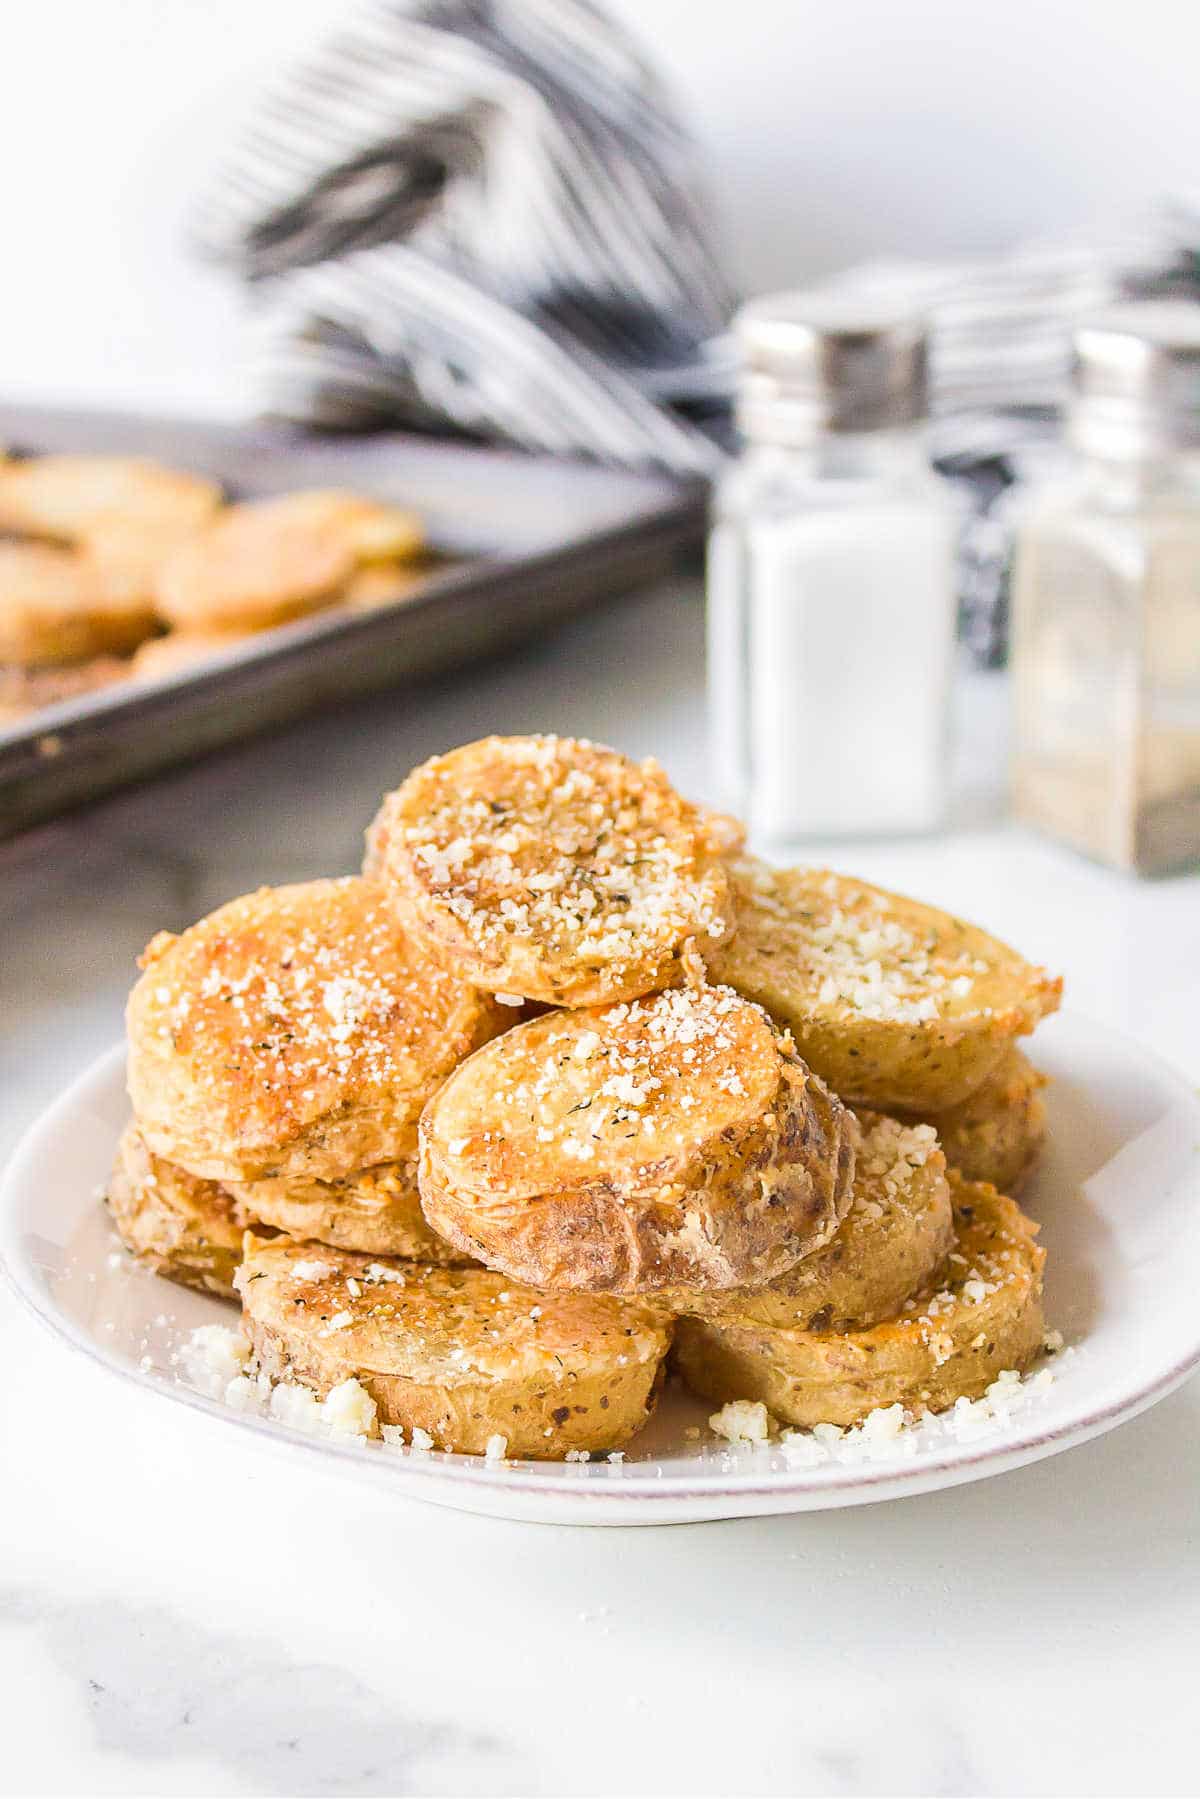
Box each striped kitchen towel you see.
[193,0,732,475]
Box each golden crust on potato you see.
[0,454,220,542]
[0,541,157,666]
[156,500,354,631]
[369,734,732,1007]
[127,877,504,1183]
[106,1121,254,1298]
[235,1234,672,1459]
[673,1175,1045,1428]
[419,983,854,1294]
[907,1048,1047,1194]
[705,859,1061,1110]
[665,1110,952,1331]
[229,1158,475,1263]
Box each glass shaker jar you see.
[706,296,961,848]
[1011,301,1200,874]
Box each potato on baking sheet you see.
[904,1048,1048,1194]
[235,1234,672,1459]
[0,541,157,665]
[664,1110,952,1332]
[229,1156,475,1263]
[241,490,424,565]
[156,501,354,631]
[419,982,854,1295]
[673,1174,1045,1429]
[705,859,1061,1110]
[126,876,504,1183]
[106,1121,255,1299]
[0,454,220,542]
[368,734,732,1007]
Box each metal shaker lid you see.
[1071,300,1200,458]
[734,293,929,442]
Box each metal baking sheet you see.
[0,405,706,837]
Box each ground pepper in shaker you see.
[1011,301,1200,874]
[706,296,961,847]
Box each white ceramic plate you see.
[4,1012,1200,1526]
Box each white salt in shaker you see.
[707,297,961,846]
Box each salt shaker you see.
[706,296,961,846]
[1011,301,1200,874]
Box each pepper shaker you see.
[1011,301,1200,873]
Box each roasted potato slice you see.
[664,1110,951,1331]
[106,1121,254,1298]
[674,1175,1045,1429]
[242,490,424,565]
[127,877,505,1183]
[705,859,1061,1110]
[905,1048,1048,1193]
[368,734,732,1007]
[419,982,854,1294]
[0,541,157,665]
[229,1155,474,1263]
[235,1234,672,1459]
[0,454,219,542]
[156,500,354,631]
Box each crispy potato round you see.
[247,490,424,565]
[0,454,220,542]
[156,501,354,631]
[368,734,732,1006]
[419,982,854,1295]
[229,1158,474,1263]
[106,1121,255,1298]
[665,1111,952,1331]
[127,877,504,1183]
[906,1049,1048,1193]
[705,859,1062,1110]
[235,1234,672,1459]
[0,541,157,665]
[674,1175,1045,1429]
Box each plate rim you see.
[4,1019,1200,1520]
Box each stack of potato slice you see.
[111,734,1062,1459]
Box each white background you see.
[0,0,1197,416]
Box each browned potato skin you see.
[228,1156,476,1263]
[902,1050,1048,1194]
[236,1234,672,1459]
[419,989,855,1295]
[705,862,1062,1111]
[674,1176,1045,1428]
[106,1121,254,1298]
[662,1111,952,1332]
[369,735,733,1008]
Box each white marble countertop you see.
[4,577,1200,1797]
